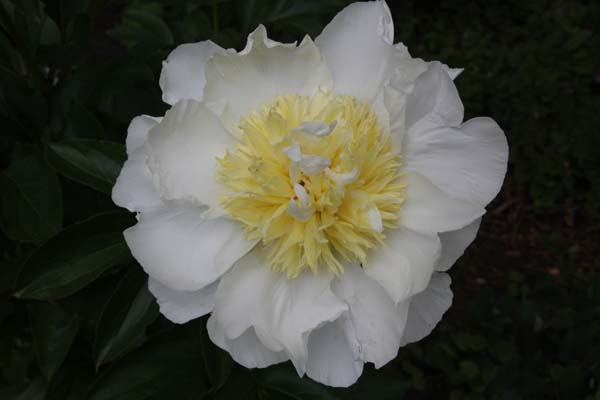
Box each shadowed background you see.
[1,0,599,399]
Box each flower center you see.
[217,90,405,277]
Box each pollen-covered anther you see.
[217,90,405,277]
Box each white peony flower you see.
[112,0,508,387]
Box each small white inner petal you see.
[293,183,310,207]
[300,154,331,175]
[365,204,383,233]
[287,182,315,221]
[326,168,359,186]
[289,162,300,183]
[291,120,337,137]
[285,141,331,177]
[283,143,302,162]
[287,199,314,221]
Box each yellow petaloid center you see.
[217,90,405,277]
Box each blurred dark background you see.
[1,0,599,399]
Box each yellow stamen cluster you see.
[217,90,404,277]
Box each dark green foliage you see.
[29,302,79,381]
[389,0,600,212]
[0,0,598,399]
[87,332,208,400]
[0,146,62,242]
[13,212,134,300]
[45,139,126,194]
[94,268,159,367]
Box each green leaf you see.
[29,302,79,381]
[0,148,62,242]
[0,377,48,400]
[95,268,159,367]
[257,363,338,400]
[45,139,126,194]
[39,13,60,45]
[64,102,104,140]
[337,367,409,400]
[213,366,257,400]
[87,339,208,400]
[14,211,135,300]
[459,360,480,380]
[109,4,173,53]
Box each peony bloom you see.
[112,0,508,387]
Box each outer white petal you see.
[203,25,332,137]
[333,264,410,368]
[147,100,237,215]
[405,61,464,134]
[401,273,453,345]
[112,146,162,213]
[207,316,288,369]
[124,205,257,292]
[125,115,162,156]
[315,0,397,101]
[238,25,295,54]
[305,321,363,388]
[383,56,428,148]
[113,115,163,213]
[436,218,481,271]
[404,118,508,206]
[364,228,441,305]
[159,41,229,105]
[212,249,347,376]
[148,278,217,324]
[400,172,485,234]
[382,47,464,145]
[440,63,463,80]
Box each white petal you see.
[203,25,332,137]
[291,120,337,136]
[364,227,441,305]
[326,168,358,185]
[370,90,392,136]
[436,218,481,271]
[405,61,464,134]
[401,273,453,345]
[147,100,236,214]
[112,145,162,213]
[367,205,383,233]
[207,315,287,369]
[315,0,397,101]
[113,115,163,213]
[238,25,295,54]
[305,321,363,388]
[148,278,217,324]
[284,143,331,176]
[383,57,428,147]
[212,249,347,376]
[159,41,229,105]
[404,118,508,206]
[401,172,485,234]
[293,184,309,206]
[124,205,257,291]
[299,154,331,175]
[440,63,463,80]
[284,143,302,162]
[287,184,314,221]
[333,264,410,368]
[125,115,162,156]
[287,199,314,222]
